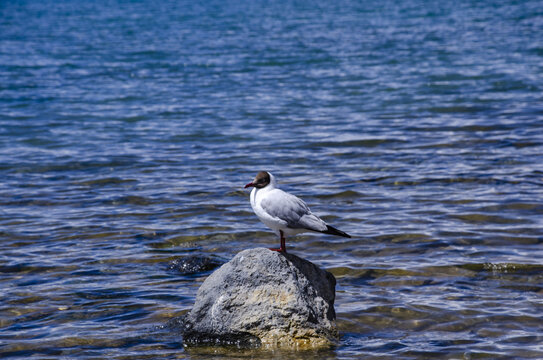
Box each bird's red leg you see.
[280,232,286,252]
[269,230,287,253]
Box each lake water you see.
[1,0,542,358]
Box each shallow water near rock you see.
[1,0,542,359]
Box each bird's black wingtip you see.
[323,225,351,238]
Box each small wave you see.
[451,213,531,225]
[308,139,407,148]
[424,105,492,114]
[459,262,543,275]
[74,177,138,187]
[317,190,363,199]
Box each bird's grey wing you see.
[260,190,327,232]
[295,213,327,232]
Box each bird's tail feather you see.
[322,225,351,238]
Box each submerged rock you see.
[181,248,338,349]
[167,256,223,275]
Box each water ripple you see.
[1,0,542,358]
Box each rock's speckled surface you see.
[182,248,338,349]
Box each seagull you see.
[244,171,351,252]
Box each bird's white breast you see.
[250,187,288,234]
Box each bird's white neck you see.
[267,172,278,190]
[250,172,277,206]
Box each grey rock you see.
[182,248,338,349]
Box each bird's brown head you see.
[244,171,271,189]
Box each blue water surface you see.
[1,0,543,359]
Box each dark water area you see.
[1,0,543,358]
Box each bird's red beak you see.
[244,182,254,188]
